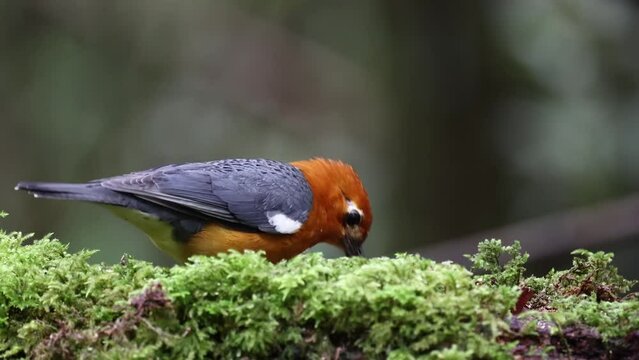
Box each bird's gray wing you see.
[100,159,313,234]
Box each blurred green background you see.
[2,1,639,278]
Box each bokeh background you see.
[2,1,639,280]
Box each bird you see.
[15,158,372,263]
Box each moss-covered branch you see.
[0,220,637,358]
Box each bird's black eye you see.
[345,210,362,226]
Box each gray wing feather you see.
[101,159,313,234]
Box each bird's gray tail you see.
[15,181,128,206]
[16,181,206,242]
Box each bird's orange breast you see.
[182,223,318,263]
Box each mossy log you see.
[0,214,637,359]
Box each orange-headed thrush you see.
[15,158,372,262]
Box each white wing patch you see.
[267,212,303,234]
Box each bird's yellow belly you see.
[106,206,315,263]
[105,206,186,261]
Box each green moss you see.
[161,252,517,359]
[465,239,529,287]
[0,231,163,358]
[522,249,638,341]
[464,239,639,357]
[0,221,637,359]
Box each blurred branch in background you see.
[419,193,639,272]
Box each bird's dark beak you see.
[342,235,362,257]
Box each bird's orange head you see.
[291,158,372,256]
